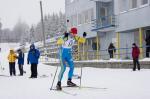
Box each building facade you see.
[114,0,150,59]
[66,0,116,59]
[65,0,150,60]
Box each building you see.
[114,0,150,59]
[65,0,116,59]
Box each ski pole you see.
[50,48,62,90]
[79,66,83,88]
[50,64,59,90]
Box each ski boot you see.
[67,79,77,87]
[56,81,62,90]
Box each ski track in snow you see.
[0,43,150,99]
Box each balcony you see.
[91,15,115,31]
[91,0,113,3]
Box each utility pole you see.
[40,1,46,47]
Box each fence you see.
[39,45,150,63]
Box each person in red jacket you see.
[132,43,140,71]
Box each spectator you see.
[8,49,17,76]
[132,43,140,71]
[108,43,116,58]
[17,49,25,76]
[27,44,40,78]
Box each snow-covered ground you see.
[0,43,150,99]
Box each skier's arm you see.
[74,36,86,44]
[57,38,64,45]
[74,32,87,43]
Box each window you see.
[119,0,128,12]
[84,10,89,23]
[84,9,94,23]
[89,8,94,22]
[78,13,82,25]
[78,8,94,25]
[130,0,138,9]
[141,0,148,5]
[70,0,74,3]
[69,14,77,27]
[78,13,84,25]
[100,7,107,16]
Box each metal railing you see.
[91,15,115,31]
[39,46,150,63]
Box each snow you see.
[0,43,150,99]
[141,58,150,61]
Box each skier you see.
[145,35,150,57]
[132,43,140,71]
[56,28,87,90]
[27,44,40,78]
[17,49,24,76]
[7,49,17,76]
[108,43,116,58]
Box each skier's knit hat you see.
[70,27,77,35]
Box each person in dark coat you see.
[17,49,24,76]
[27,44,40,78]
[132,43,140,71]
[145,35,150,57]
[108,43,116,58]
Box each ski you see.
[39,75,49,78]
[50,88,77,96]
[72,75,81,79]
[62,85,107,90]
[62,85,79,88]
[79,86,107,90]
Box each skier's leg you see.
[67,58,74,80]
[66,55,76,86]
[56,58,66,90]
[58,60,66,82]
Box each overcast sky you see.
[0,0,65,29]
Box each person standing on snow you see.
[8,49,17,76]
[56,28,86,90]
[17,49,25,76]
[27,44,40,78]
[108,43,116,58]
[56,28,87,90]
[132,43,140,71]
